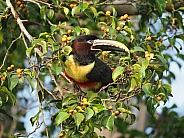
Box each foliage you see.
[0,0,183,137]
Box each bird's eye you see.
[87,40,93,44]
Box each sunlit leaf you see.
[51,62,62,75]
[155,54,168,70]
[47,9,54,20]
[40,6,46,20]
[72,5,80,16]
[85,107,94,121]
[142,83,154,97]
[112,66,125,81]
[30,110,41,126]
[63,7,69,16]
[130,46,145,53]
[55,112,70,126]
[1,86,15,105]
[9,75,19,90]
[101,116,114,131]
[73,112,84,127]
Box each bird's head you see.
[71,35,129,56]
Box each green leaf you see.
[74,26,81,36]
[146,97,156,116]
[73,112,84,127]
[55,112,70,126]
[26,47,34,58]
[51,62,62,75]
[79,2,88,11]
[162,84,172,95]
[30,110,41,126]
[1,86,15,105]
[130,46,145,53]
[72,5,80,16]
[39,40,48,56]
[47,9,54,20]
[142,83,154,97]
[112,7,117,17]
[63,7,69,16]
[142,60,149,70]
[9,75,19,90]
[128,78,137,92]
[0,31,3,44]
[177,7,184,11]
[26,77,37,91]
[85,107,94,121]
[101,116,114,131]
[90,6,97,17]
[155,54,168,70]
[40,6,46,20]
[130,103,140,110]
[129,114,136,125]
[93,104,106,113]
[132,64,142,85]
[0,109,13,121]
[155,0,166,13]
[86,91,98,102]
[112,66,125,81]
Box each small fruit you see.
[159,39,163,43]
[10,65,15,68]
[120,16,124,21]
[66,41,70,44]
[101,26,105,31]
[67,37,72,41]
[67,29,72,34]
[16,1,21,5]
[156,96,162,101]
[69,110,74,113]
[123,14,128,19]
[134,56,139,60]
[70,4,77,8]
[146,36,151,41]
[115,110,120,115]
[46,35,50,38]
[123,26,128,29]
[82,98,87,102]
[105,29,110,33]
[20,4,24,8]
[10,29,14,33]
[116,26,121,31]
[7,67,11,70]
[62,37,67,42]
[18,74,22,79]
[58,133,64,138]
[81,105,86,110]
[105,11,111,16]
[107,106,113,110]
[16,68,22,74]
[1,77,5,81]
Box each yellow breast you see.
[64,55,95,82]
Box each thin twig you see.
[0,33,22,70]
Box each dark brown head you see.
[71,35,98,56]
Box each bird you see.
[62,35,129,91]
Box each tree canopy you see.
[0,0,184,137]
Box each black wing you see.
[86,57,113,86]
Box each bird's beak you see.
[90,39,130,55]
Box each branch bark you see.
[6,0,33,43]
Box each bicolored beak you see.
[90,39,130,55]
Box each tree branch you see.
[6,0,33,43]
